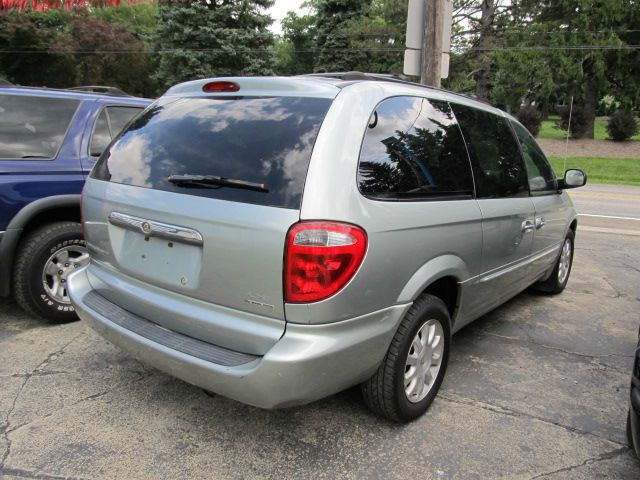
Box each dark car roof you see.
[0,85,151,106]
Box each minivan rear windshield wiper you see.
[167,174,269,193]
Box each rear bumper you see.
[68,265,409,409]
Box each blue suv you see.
[0,86,150,321]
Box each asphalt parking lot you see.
[2,226,640,479]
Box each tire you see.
[362,294,451,423]
[536,230,575,294]
[628,410,634,448]
[13,221,88,322]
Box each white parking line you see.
[580,226,640,237]
[578,213,640,222]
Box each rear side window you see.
[107,106,142,134]
[0,94,80,160]
[358,96,474,200]
[90,110,112,157]
[90,106,143,157]
[92,96,332,209]
[510,120,557,193]
[451,104,529,199]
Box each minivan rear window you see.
[92,96,332,209]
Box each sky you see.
[268,0,306,35]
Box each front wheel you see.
[13,222,89,322]
[361,294,451,423]
[536,230,575,294]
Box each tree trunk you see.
[473,0,495,102]
[582,57,598,139]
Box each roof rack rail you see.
[301,71,412,84]
[67,86,131,97]
[300,71,481,104]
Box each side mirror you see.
[558,169,586,189]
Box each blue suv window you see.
[92,96,331,209]
[358,96,474,200]
[90,106,143,157]
[0,94,80,160]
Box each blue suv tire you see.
[13,221,87,322]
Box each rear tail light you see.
[284,221,367,303]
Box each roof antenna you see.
[564,96,573,172]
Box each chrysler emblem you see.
[141,221,151,234]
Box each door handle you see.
[521,220,535,233]
[535,217,546,229]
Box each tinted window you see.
[451,104,529,198]
[90,106,142,158]
[107,106,142,135]
[511,121,557,193]
[90,110,111,157]
[92,96,331,209]
[358,96,474,200]
[0,94,80,159]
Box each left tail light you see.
[284,221,367,303]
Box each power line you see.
[0,44,638,54]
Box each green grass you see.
[549,156,640,186]
[539,116,640,141]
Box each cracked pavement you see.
[1,229,639,479]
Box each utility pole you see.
[420,0,445,87]
[404,0,452,87]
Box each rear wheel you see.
[362,294,451,422]
[628,410,635,450]
[536,230,575,294]
[13,222,88,322]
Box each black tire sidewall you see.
[394,299,451,421]
[20,224,84,321]
[551,230,575,292]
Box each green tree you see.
[0,8,155,95]
[312,0,368,72]
[153,0,275,91]
[274,10,316,75]
[491,0,640,136]
[91,3,158,39]
[68,11,155,96]
[342,0,407,74]
[0,10,76,87]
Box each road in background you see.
[569,183,640,235]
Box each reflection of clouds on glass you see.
[360,97,457,167]
[360,97,421,164]
[157,98,295,134]
[0,94,79,159]
[99,96,330,209]
[109,134,153,188]
[276,129,317,203]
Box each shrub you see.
[606,110,638,141]
[516,105,542,137]
[559,105,592,138]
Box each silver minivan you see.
[68,73,586,422]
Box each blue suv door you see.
[0,92,89,231]
[0,90,147,322]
